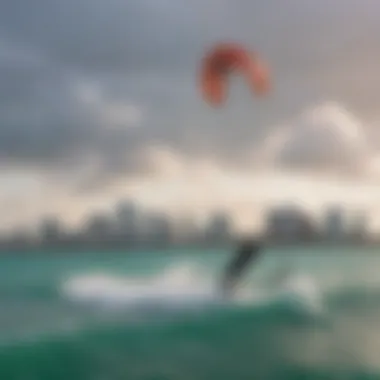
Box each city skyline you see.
[0,198,373,252]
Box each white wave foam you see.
[60,261,324,313]
[60,262,215,306]
[278,273,324,313]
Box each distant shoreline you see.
[1,241,380,256]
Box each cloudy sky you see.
[1,0,380,233]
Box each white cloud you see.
[75,81,144,129]
[86,143,380,232]
[75,82,102,105]
[2,101,380,234]
[2,148,380,234]
[103,103,143,129]
[256,102,376,177]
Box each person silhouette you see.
[219,238,263,297]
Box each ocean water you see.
[1,246,380,380]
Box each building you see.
[172,216,202,246]
[265,204,316,243]
[83,211,114,247]
[203,211,233,244]
[39,217,62,246]
[114,200,140,246]
[322,205,346,241]
[142,211,172,247]
[3,227,35,251]
[348,210,369,243]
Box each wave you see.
[59,261,325,318]
[1,299,380,380]
[3,255,380,380]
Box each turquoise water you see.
[1,246,380,380]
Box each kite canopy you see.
[199,43,270,106]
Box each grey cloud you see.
[0,0,201,72]
[0,62,142,173]
[0,0,380,188]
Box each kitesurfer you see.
[219,237,263,297]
